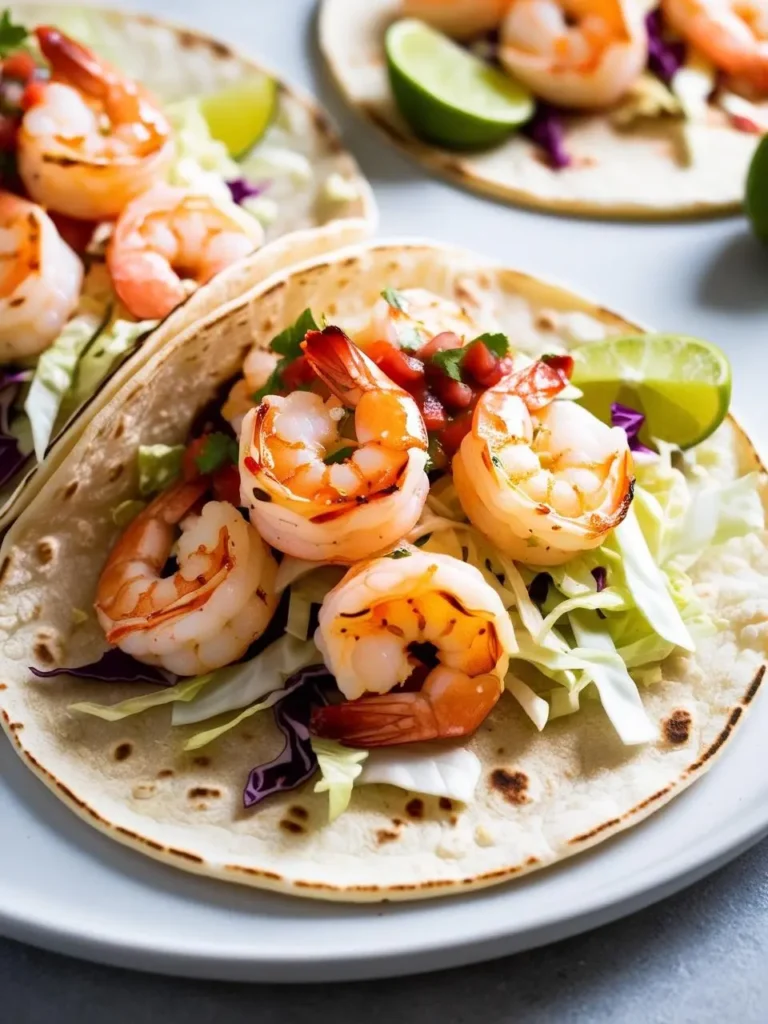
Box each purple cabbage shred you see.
[243,665,335,808]
[645,9,685,85]
[31,647,177,686]
[226,178,269,205]
[591,566,608,592]
[528,572,552,607]
[0,371,32,489]
[523,103,571,170]
[610,402,656,457]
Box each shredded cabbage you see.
[359,744,482,803]
[70,674,213,722]
[183,686,286,751]
[166,99,239,203]
[311,739,368,822]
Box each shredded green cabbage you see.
[166,99,239,203]
[311,739,368,822]
[70,674,213,722]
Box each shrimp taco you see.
[0,240,765,901]
[320,0,768,218]
[0,4,374,532]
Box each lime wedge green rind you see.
[570,333,732,450]
[385,18,533,150]
[199,75,278,159]
[746,134,768,243]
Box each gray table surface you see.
[5,0,768,1019]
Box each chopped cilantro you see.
[269,308,319,361]
[430,348,465,382]
[381,287,408,312]
[491,455,503,469]
[195,432,239,474]
[474,332,510,358]
[323,445,355,465]
[387,548,411,559]
[0,11,28,56]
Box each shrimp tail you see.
[310,692,442,747]
[302,325,375,404]
[35,26,113,97]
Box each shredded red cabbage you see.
[645,9,685,85]
[243,665,334,808]
[523,103,571,170]
[528,572,552,607]
[226,178,269,205]
[611,402,656,457]
[591,566,608,592]
[0,371,32,488]
[31,648,177,686]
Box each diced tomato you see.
[182,437,208,481]
[432,374,474,411]
[412,385,446,431]
[281,354,316,391]
[0,114,19,152]
[2,52,37,82]
[49,212,96,255]
[540,353,574,380]
[416,331,462,360]
[461,340,503,388]
[366,340,425,386]
[212,463,242,506]
[440,412,474,457]
[20,80,47,111]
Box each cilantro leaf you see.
[323,445,356,466]
[0,11,28,56]
[381,287,408,312]
[474,332,510,358]
[269,308,319,360]
[387,548,411,559]
[430,348,465,382]
[195,432,239,474]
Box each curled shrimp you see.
[107,185,265,320]
[452,360,633,565]
[662,0,768,91]
[239,325,429,563]
[96,481,279,676]
[499,0,648,108]
[17,26,173,220]
[310,546,517,747]
[354,287,479,351]
[0,192,83,361]
[401,0,511,38]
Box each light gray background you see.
[4,0,768,1019]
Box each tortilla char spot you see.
[0,683,7,691]
[664,709,692,745]
[490,768,530,805]
[9,297,24,308]
[743,665,765,705]
[33,641,56,665]
[687,706,743,772]
[188,786,221,799]
[193,756,211,767]
[113,419,125,440]
[113,742,132,762]
[35,538,57,566]
[406,798,424,819]
[63,480,78,499]
[280,819,305,835]
[439,797,453,811]
[391,817,403,827]
[569,816,622,844]
[9,722,23,731]
[157,768,174,779]
[107,463,124,482]
[535,312,558,331]
[496,746,505,756]
[289,805,308,820]
[376,829,399,845]
[0,557,10,585]
[526,856,539,866]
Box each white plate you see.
[3,0,768,985]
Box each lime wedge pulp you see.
[570,334,732,450]
[199,75,277,159]
[385,18,534,149]
[746,133,768,243]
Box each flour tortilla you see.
[1,2,376,530]
[319,0,762,219]
[0,240,765,902]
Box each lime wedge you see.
[570,334,732,450]
[199,75,277,159]
[385,19,533,149]
[746,134,768,243]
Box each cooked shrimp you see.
[239,325,429,563]
[310,547,517,747]
[108,186,265,320]
[402,0,511,38]
[96,481,278,676]
[0,192,83,361]
[222,346,280,436]
[354,288,479,351]
[499,0,648,108]
[17,26,173,220]
[662,0,768,91]
[453,361,633,565]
